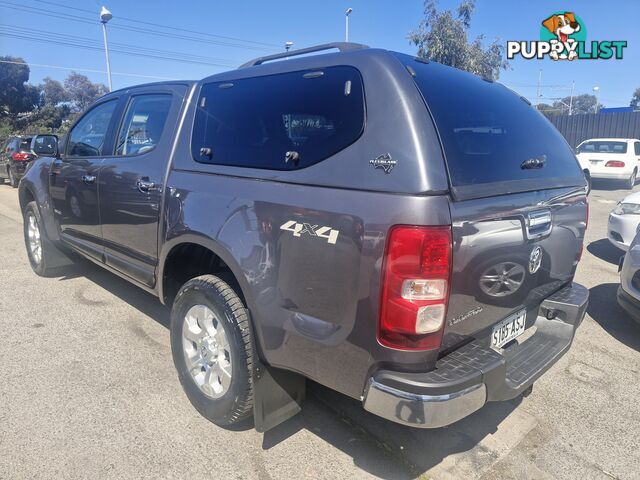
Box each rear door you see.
[398,55,588,347]
[98,85,185,287]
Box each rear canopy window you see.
[19,138,32,150]
[578,141,627,154]
[395,54,583,195]
[191,66,365,170]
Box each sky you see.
[0,0,638,108]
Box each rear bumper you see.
[10,161,30,177]
[590,171,631,180]
[617,285,640,324]
[363,282,588,428]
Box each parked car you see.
[576,138,640,190]
[18,43,589,432]
[0,135,36,187]
[617,228,640,324]
[608,192,640,251]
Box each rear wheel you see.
[626,170,637,190]
[170,275,254,426]
[8,167,18,188]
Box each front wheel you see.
[170,275,255,426]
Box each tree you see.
[64,72,108,112]
[631,88,640,110]
[408,0,508,81]
[39,77,68,106]
[0,56,41,117]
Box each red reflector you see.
[11,152,31,161]
[605,160,625,168]
[378,226,452,350]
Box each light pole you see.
[285,41,293,52]
[100,6,113,92]
[593,85,600,114]
[345,8,353,42]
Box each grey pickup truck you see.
[19,43,589,431]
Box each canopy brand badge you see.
[507,12,627,61]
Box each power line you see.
[28,0,280,48]
[0,30,235,68]
[0,59,177,80]
[0,1,277,52]
[0,23,238,66]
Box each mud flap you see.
[253,360,305,433]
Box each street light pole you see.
[100,6,113,92]
[345,8,352,42]
[569,81,574,115]
[593,85,600,114]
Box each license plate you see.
[491,310,526,349]
[589,159,603,165]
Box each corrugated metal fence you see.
[548,111,640,148]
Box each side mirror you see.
[32,134,58,157]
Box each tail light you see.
[605,160,625,167]
[378,225,452,350]
[11,152,31,161]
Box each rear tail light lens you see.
[605,160,625,167]
[378,226,452,350]
[11,152,31,161]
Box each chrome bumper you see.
[363,380,486,428]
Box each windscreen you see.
[394,54,584,198]
[577,141,627,154]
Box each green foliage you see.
[631,88,640,110]
[408,0,508,81]
[64,72,108,112]
[0,56,41,117]
[0,61,108,142]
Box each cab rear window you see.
[395,54,583,197]
[577,141,627,154]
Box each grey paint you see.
[19,47,587,402]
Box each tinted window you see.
[67,100,117,157]
[192,66,365,170]
[396,54,582,189]
[635,142,640,155]
[115,94,172,156]
[18,138,32,151]
[577,141,628,154]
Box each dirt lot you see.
[0,181,638,480]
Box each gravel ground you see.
[0,180,638,480]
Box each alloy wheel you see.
[27,212,42,265]
[182,304,233,399]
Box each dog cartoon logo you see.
[507,12,626,61]
[541,12,581,60]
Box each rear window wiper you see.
[521,155,546,169]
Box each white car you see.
[577,138,640,190]
[608,191,640,251]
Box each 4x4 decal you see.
[280,220,340,245]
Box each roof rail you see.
[239,42,369,68]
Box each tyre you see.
[23,201,69,276]
[584,171,591,195]
[8,167,18,188]
[170,274,254,426]
[626,170,637,190]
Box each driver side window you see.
[67,100,117,157]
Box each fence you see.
[548,111,640,148]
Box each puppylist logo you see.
[507,12,627,61]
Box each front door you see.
[99,87,183,287]
[50,98,120,259]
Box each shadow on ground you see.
[587,283,640,353]
[587,238,624,266]
[52,256,521,479]
[590,179,634,193]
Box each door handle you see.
[82,174,96,185]
[136,179,159,193]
